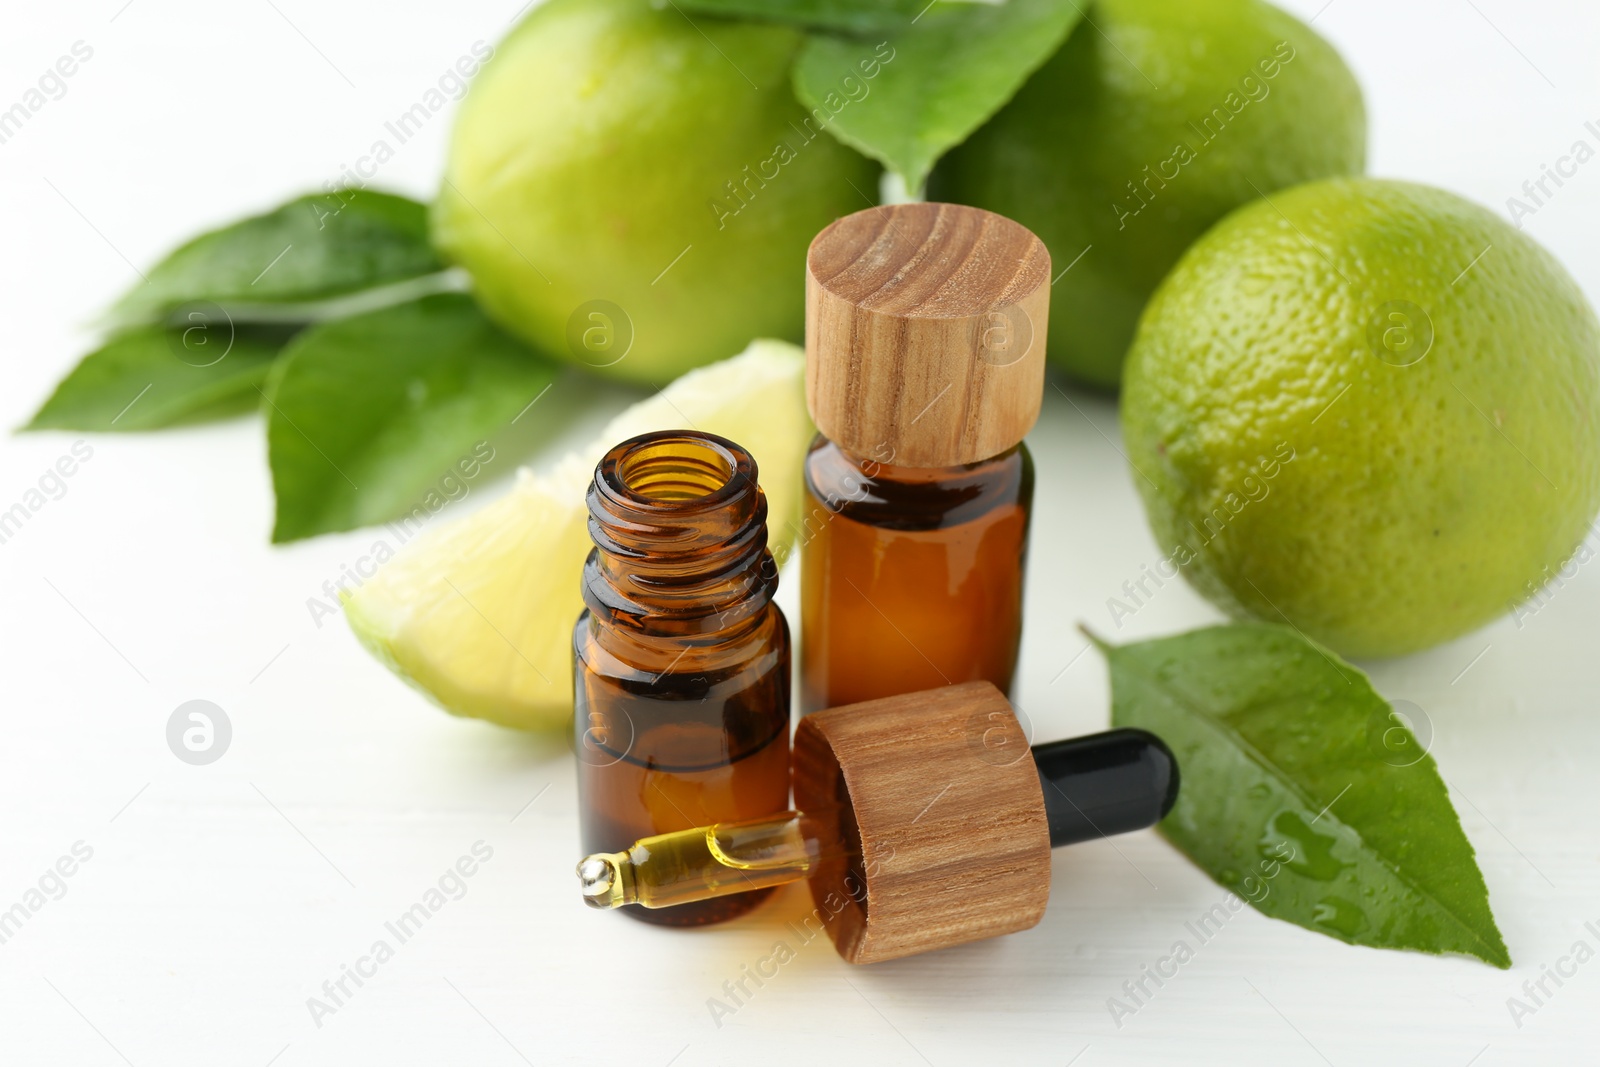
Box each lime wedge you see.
[344,339,812,729]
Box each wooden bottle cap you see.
[805,203,1051,468]
[792,681,1051,964]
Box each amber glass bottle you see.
[801,202,1051,712]
[800,438,1033,711]
[573,430,790,927]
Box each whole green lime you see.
[1121,178,1600,658]
[435,0,876,385]
[929,0,1365,389]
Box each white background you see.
[3,1,1599,1064]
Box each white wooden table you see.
[3,1,1596,1063]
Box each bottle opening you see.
[614,433,740,504]
[585,429,774,624]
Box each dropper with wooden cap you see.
[577,681,1178,964]
[799,202,1051,713]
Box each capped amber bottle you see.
[800,202,1051,712]
[573,430,790,926]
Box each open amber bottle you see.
[800,202,1051,712]
[573,430,790,927]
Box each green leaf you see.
[792,0,1082,190]
[25,325,292,432]
[675,0,929,33]
[265,293,559,543]
[1100,622,1511,968]
[107,190,442,328]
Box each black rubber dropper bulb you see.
[1031,728,1180,847]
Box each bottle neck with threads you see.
[581,430,778,665]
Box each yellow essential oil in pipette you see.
[577,811,834,910]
